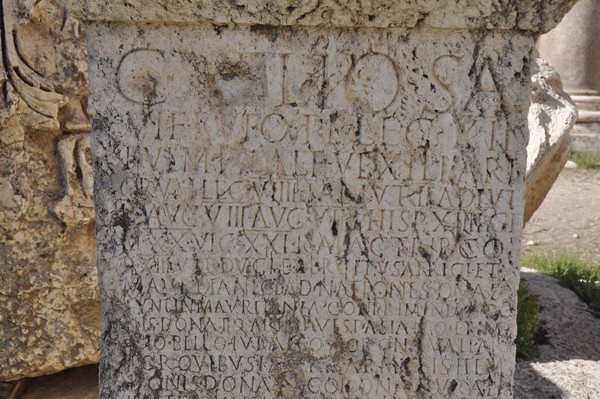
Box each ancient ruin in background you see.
[539,0,600,152]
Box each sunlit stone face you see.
[85,17,537,399]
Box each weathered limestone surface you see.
[0,0,100,381]
[64,1,574,398]
[60,0,577,32]
[524,59,577,224]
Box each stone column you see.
[60,1,575,398]
[539,0,600,151]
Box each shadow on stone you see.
[520,269,600,362]
[17,365,98,399]
[513,269,600,398]
[515,361,564,399]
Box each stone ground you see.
[9,168,600,398]
[517,167,600,399]
[523,168,600,263]
[515,268,600,399]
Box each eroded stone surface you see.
[0,0,99,381]
[0,0,581,387]
[83,23,536,398]
[52,0,578,397]
[524,58,577,223]
[60,0,578,32]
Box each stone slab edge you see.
[58,0,576,32]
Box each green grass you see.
[522,254,600,317]
[569,151,600,169]
[516,282,543,360]
[517,254,600,359]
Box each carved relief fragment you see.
[54,132,94,225]
[0,0,98,382]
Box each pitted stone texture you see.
[524,59,577,223]
[59,0,577,32]
[0,0,99,381]
[85,23,534,398]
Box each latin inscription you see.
[94,26,525,399]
